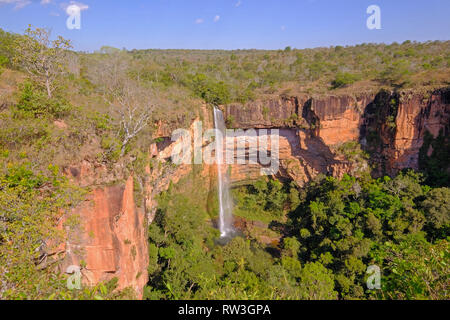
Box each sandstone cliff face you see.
[56,88,449,297]
[223,88,450,185]
[60,149,202,299]
[61,176,148,298]
[360,88,450,175]
[58,107,214,298]
[387,89,450,174]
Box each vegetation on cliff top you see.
[2,27,450,109]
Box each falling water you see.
[213,107,234,238]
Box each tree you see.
[421,188,450,237]
[90,52,152,157]
[114,81,152,156]
[380,59,411,86]
[13,26,72,99]
[297,262,337,300]
[374,234,449,300]
[0,163,83,299]
[0,55,8,76]
[331,72,358,88]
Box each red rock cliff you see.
[223,87,450,184]
[61,176,149,298]
[59,107,214,299]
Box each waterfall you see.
[213,107,234,238]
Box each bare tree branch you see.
[88,51,153,157]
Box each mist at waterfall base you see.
[213,107,238,244]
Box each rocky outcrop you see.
[223,88,450,184]
[387,89,450,174]
[58,107,214,298]
[55,88,449,298]
[61,176,148,298]
[360,88,450,175]
[224,96,304,129]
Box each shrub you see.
[331,72,359,88]
[0,55,8,67]
[0,55,7,76]
[380,59,411,86]
[187,73,231,105]
[16,81,70,118]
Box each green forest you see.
[0,26,448,300]
[146,169,448,300]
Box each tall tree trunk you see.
[45,78,52,99]
[120,136,130,157]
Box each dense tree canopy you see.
[145,171,449,300]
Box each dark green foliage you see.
[297,262,337,299]
[1,26,449,300]
[419,129,450,187]
[146,169,449,300]
[232,178,296,223]
[186,73,231,105]
[16,81,70,118]
[370,234,449,299]
[288,171,448,299]
[144,175,337,300]
[112,40,450,103]
[331,72,359,88]
[335,141,369,163]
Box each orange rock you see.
[62,176,149,299]
[54,119,68,129]
[224,89,449,184]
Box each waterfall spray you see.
[213,107,234,238]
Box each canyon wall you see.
[59,146,202,299]
[58,108,213,299]
[60,175,148,298]
[56,88,449,297]
[223,87,450,185]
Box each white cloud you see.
[235,1,241,7]
[214,15,220,22]
[0,0,57,9]
[281,25,286,31]
[0,0,31,10]
[61,1,88,13]
[195,18,204,24]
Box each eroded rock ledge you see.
[58,112,213,299]
[56,88,449,298]
[223,88,450,183]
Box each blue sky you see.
[0,0,449,51]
